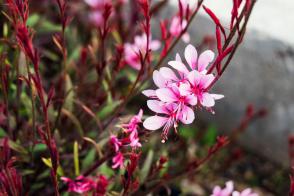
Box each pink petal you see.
[147,100,168,114]
[179,105,195,124]
[198,50,215,72]
[175,53,182,62]
[187,70,201,86]
[159,67,178,81]
[142,89,157,98]
[200,74,215,89]
[153,70,167,88]
[150,40,161,50]
[179,83,191,96]
[201,93,215,107]
[143,116,168,130]
[156,88,178,102]
[184,44,198,69]
[182,32,190,43]
[186,94,197,106]
[168,61,189,74]
[211,94,224,100]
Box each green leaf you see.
[39,20,61,32]
[26,14,40,27]
[41,157,64,176]
[97,101,121,120]
[98,163,115,178]
[140,149,154,182]
[74,141,80,176]
[179,126,197,140]
[82,148,96,170]
[0,127,7,137]
[201,125,217,146]
[8,140,28,154]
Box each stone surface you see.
[158,2,294,166]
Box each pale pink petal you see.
[142,89,157,97]
[147,100,168,114]
[184,44,198,69]
[182,32,190,43]
[179,105,195,124]
[179,83,191,96]
[168,61,189,74]
[225,181,234,194]
[153,70,167,88]
[187,70,201,86]
[233,191,241,196]
[186,94,197,106]
[201,93,215,107]
[156,88,178,102]
[198,50,215,72]
[175,53,182,62]
[212,186,221,195]
[211,94,224,100]
[200,74,215,89]
[159,67,178,81]
[150,40,161,50]
[143,116,168,130]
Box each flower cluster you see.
[110,110,143,169]
[143,44,224,141]
[124,34,160,70]
[211,181,258,196]
[61,175,108,195]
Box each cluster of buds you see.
[109,110,143,169]
[61,175,108,195]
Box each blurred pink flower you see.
[84,0,108,8]
[169,16,190,43]
[211,181,234,196]
[112,152,124,169]
[232,189,259,196]
[124,34,160,70]
[110,134,122,152]
[61,176,95,194]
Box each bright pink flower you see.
[143,100,194,140]
[122,109,143,133]
[129,131,142,148]
[112,152,124,169]
[109,134,122,152]
[181,71,224,108]
[232,189,259,196]
[211,181,234,196]
[89,11,103,26]
[124,34,160,70]
[61,176,95,194]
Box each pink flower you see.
[232,189,259,196]
[181,71,224,107]
[112,152,124,169]
[109,134,122,152]
[168,44,215,73]
[84,0,108,8]
[124,34,160,70]
[89,11,103,26]
[129,131,142,148]
[61,176,95,194]
[169,16,190,43]
[211,181,234,196]
[142,44,224,140]
[143,100,194,141]
[122,109,143,134]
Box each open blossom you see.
[211,181,259,196]
[61,176,95,194]
[124,34,160,70]
[143,44,223,140]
